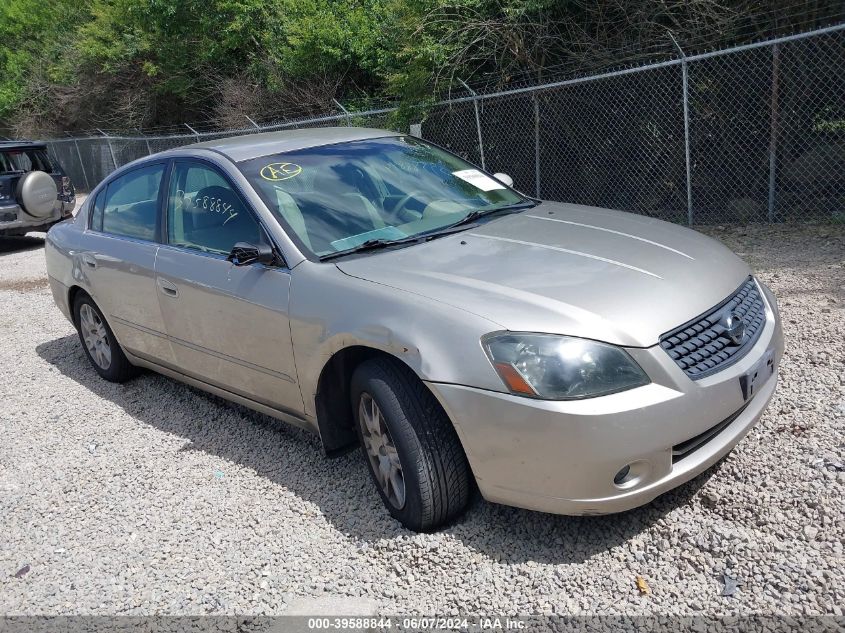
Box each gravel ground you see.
[0,222,843,616]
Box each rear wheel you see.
[350,357,473,531]
[72,293,138,382]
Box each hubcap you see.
[79,303,112,370]
[358,392,406,509]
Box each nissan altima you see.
[45,128,783,531]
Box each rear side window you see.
[0,153,14,173]
[99,163,165,241]
[0,149,53,174]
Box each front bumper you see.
[427,281,784,516]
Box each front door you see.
[153,159,302,414]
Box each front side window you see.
[238,136,527,258]
[100,163,164,240]
[166,162,261,255]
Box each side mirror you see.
[493,172,514,187]
[228,242,275,266]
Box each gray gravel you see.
[0,223,843,616]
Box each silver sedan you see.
[45,128,783,531]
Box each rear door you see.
[154,159,302,414]
[82,161,175,365]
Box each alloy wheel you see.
[358,392,406,509]
[79,303,112,370]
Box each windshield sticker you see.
[260,162,302,181]
[452,169,506,191]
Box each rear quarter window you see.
[89,189,106,232]
[0,149,53,174]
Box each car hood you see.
[335,202,751,347]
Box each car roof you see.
[186,127,402,163]
[0,140,47,151]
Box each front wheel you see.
[351,357,473,531]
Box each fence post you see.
[96,128,118,171]
[458,79,486,171]
[533,94,541,197]
[768,42,781,223]
[245,115,261,130]
[72,139,91,191]
[184,123,200,143]
[332,99,352,127]
[670,34,694,227]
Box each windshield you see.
[238,136,526,258]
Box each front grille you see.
[0,210,17,222]
[660,277,766,379]
[672,402,749,463]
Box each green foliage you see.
[0,0,87,121]
[62,0,400,122]
[264,0,393,77]
[75,0,264,94]
[0,0,832,134]
[385,0,574,100]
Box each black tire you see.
[72,293,139,383]
[350,357,473,531]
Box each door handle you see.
[80,254,97,268]
[157,277,179,298]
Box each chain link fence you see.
[42,24,844,225]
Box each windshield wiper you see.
[320,236,422,261]
[432,201,538,233]
[449,209,486,228]
[320,201,537,261]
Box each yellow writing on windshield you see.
[260,162,302,181]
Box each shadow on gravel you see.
[37,333,716,564]
[0,235,45,254]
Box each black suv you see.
[1,141,76,237]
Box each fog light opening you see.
[613,460,651,490]
[614,465,632,486]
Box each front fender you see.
[289,261,506,419]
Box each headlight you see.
[482,332,650,400]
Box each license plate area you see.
[739,349,774,401]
